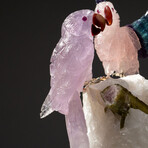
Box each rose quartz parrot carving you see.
[92,1,142,76]
[40,9,94,148]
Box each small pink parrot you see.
[92,1,142,76]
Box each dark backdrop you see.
[1,0,148,147]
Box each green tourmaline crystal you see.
[101,84,148,128]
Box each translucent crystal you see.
[40,9,94,148]
[83,74,148,148]
[94,2,141,75]
[40,10,94,117]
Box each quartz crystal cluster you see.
[83,75,148,148]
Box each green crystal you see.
[101,84,148,129]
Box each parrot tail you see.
[40,96,54,118]
[128,10,148,58]
[65,91,89,148]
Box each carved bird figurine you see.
[92,0,148,76]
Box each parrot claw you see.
[110,71,124,79]
[83,77,107,90]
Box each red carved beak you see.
[91,13,106,36]
[91,6,113,36]
[104,6,113,26]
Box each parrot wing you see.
[40,36,94,118]
[40,9,94,118]
[129,11,148,58]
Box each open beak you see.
[104,6,113,26]
[91,13,106,36]
[91,6,113,36]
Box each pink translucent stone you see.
[94,2,141,76]
[41,9,94,148]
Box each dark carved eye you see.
[82,16,87,21]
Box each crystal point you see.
[83,74,148,148]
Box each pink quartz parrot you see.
[92,1,142,76]
[40,9,94,148]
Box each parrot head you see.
[62,10,94,40]
[92,1,120,36]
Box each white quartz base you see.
[83,74,148,148]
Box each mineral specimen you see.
[93,2,141,76]
[101,84,148,129]
[40,9,94,148]
[83,74,148,148]
[40,0,148,148]
[40,9,94,117]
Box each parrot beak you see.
[104,6,113,26]
[91,6,113,36]
[91,13,106,36]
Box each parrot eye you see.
[112,8,114,12]
[97,10,100,13]
[82,16,87,21]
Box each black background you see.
[1,0,148,147]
